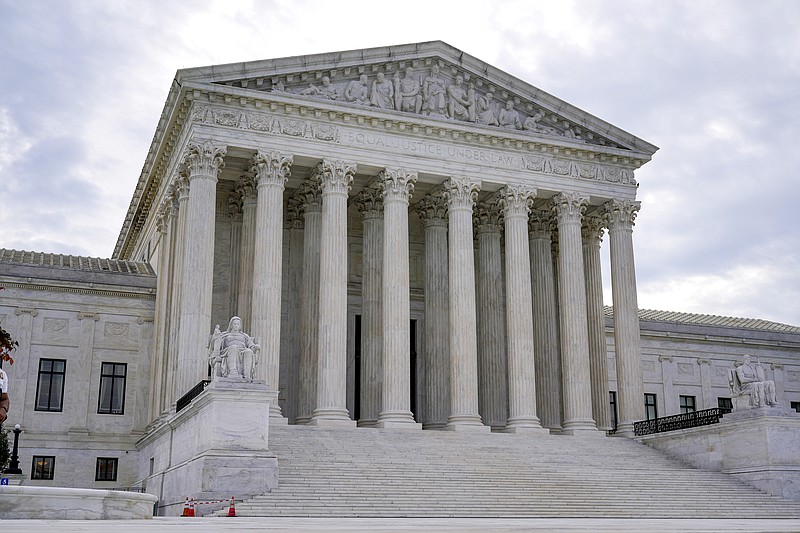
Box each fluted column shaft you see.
[312,160,357,426]
[284,198,305,423]
[354,186,383,427]
[417,194,450,429]
[237,176,258,331]
[250,151,293,418]
[552,192,597,434]
[167,180,188,407]
[529,210,562,429]
[605,199,645,435]
[444,177,488,431]
[582,214,612,431]
[176,140,226,398]
[149,203,171,420]
[474,202,507,430]
[378,168,420,428]
[501,186,544,431]
[295,179,322,425]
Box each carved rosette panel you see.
[528,208,553,238]
[551,192,588,224]
[498,185,536,220]
[603,199,641,230]
[414,192,448,227]
[182,140,226,179]
[677,362,694,376]
[104,322,129,337]
[252,151,293,188]
[286,197,305,229]
[43,318,68,333]
[320,160,356,195]
[581,213,606,244]
[443,177,481,211]
[353,184,384,220]
[473,200,503,235]
[380,168,417,204]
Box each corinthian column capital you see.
[528,208,553,238]
[603,199,641,229]
[252,151,293,188]
[415,191,448,227]
[498,185,536,219]
[286,197,305,229]
[353,184,384,219]
[236,173,258,206]
[320,159,356,194]
[473,199,503,234]
[380,168,418,203]
[443,176,481,210]
[551,192,588,223]
[581,213,606,243]
[182,140,226,179]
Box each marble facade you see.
[1,43,799,504]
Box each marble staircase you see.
[218,425,800,518]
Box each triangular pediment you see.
[175,41,657,156]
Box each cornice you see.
[0,280,156,301]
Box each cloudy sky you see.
[1,0,798,326]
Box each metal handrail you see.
[634,407,722,436]
[176,380,211,413]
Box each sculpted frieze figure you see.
[476,91,498,126]
[422,64,447,117]
[370,72,394,110]
[729,355,779,409]
[344,74,370,105]
[301,76,340,100]
[446,75,475,122]
[395,67,422,114]
[208,316,261,381]
[498,100,522,130]
[522,110,559,135]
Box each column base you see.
[447,415,490,432]
[270,415,289,426]
[560,419,603,437]
[612,422,635,438]
[310,408,357,428]
[377,410,420,429]
[357,418,378,428]
[422,422,449,431]
[376,420,422,430]
[503,422,550,435]
[293,416,312,426]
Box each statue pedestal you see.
[640,407,800,501]
[137,378,278,516]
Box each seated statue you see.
[300,76,340,100]
[208,316,260,381]
[729,355,778,409]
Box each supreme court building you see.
[2,42,800,498]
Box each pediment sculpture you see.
[728,355,779,410]
[208,316,260,381]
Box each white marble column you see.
[149,205,171,421]
[416,192,450,429]
[552,192,598,435]
[295,176,322,425]
[474,199,507,430]
[12,308,37,426]
[444,177,489,432]
[582,213,612,431]
[501,186,546,433]
[167,178,188,407]
[176,140,226,398]
[227,193,243,319]
[659,355,677,415]
[377,168,421,429]
[134,316,154,433]
[71,311,99,433]
[236,174,258,331]
[311,160,357,427]
[353,184,383,427]
[604,199,645,436]
[250,151,293,420]
[284,197,304,424]
[529,209,562,430]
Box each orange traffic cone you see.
[227,496,236,517]
[181,497,191,517]
[188,498,196,517]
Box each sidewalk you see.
[1,517,799,533]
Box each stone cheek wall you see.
[0,263,155,489]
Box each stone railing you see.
[633,408,723,436]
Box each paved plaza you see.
[1,518,799,533]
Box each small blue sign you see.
[0,478,9,485]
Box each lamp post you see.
[5,424,22,475]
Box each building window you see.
[679,395,696,414]
[96,457,118,482]
[791,401,800,413]
[718,397,733,414]
[31,456,55,480]
[35,359,66,412]
[98,362,127,415]
[644,393,658,420]
[609,391,618,431]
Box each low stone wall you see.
[640,407,800,501]
[0,485,158,519]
